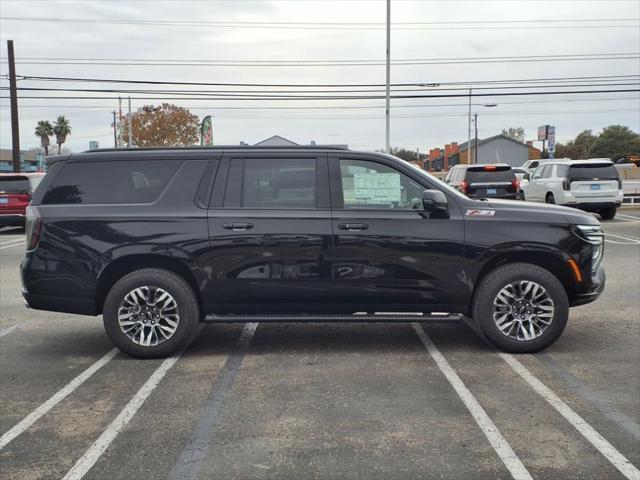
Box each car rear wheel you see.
[600,206,616,220]
[103,268,200,358]
[545,193,556,204]
[472,263,569,353]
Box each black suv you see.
[444,164,521,200]
[21,147,605,358]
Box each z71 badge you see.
[466,209,496,216]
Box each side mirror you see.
[523,173,530,181]
[422,189,448,212]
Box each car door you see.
[328,154,467,312]
[204,152,334,313]
[527,165,545,201]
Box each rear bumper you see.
[22,289,96,316]
[570,202,622,212]
[570,266,605,307]
[468,193,519,200]
[0,213,25,226]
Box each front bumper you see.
[570,265,605,307]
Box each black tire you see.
[103,268,200,358]
[472,263,569,353]
[600,206,616,220]
[545,193,556,204]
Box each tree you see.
[587,125,640,159]
[501,127,525,142]
[389,146,418,163]
[34,120,53,156]
[554,130,596,159]
[122,103,200,147]
[53,116,72,154]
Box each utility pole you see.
[127,96,133,147]
[7,40,20,173]
[473,113,478,164]
[112,111,117,148]
[385,0,390,153]
[467,88,472,164]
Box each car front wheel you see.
[103,268,200,358]
[472,263,569,353]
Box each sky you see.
[0,0,639,154]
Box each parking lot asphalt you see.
[1,209,639,480]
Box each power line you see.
[13,73,640,89]
[3,53,638,67]
[2,88,639,101]
[2,16,639,30]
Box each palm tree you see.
[53,116,72,154]
[34,120,53,156]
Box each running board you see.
[203,312,462,323]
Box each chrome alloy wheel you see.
[492,281,554,341]
[117,286,180,347]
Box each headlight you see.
[576,225,604,272]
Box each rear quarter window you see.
[42,160,181,204]
[569,164,619,181]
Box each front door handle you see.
[338,223,369,231]
[222,223,253,231]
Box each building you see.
[427,135,541,171]
[253,135,348,148]
[0,149,44,172]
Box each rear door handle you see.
[222,223,253,231]
[338,223,369,231]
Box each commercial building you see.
[0,149,44,172]
[427,135,541,171]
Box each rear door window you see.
[42,160,181,204]
[230,157,317,209]
[569,163,619,181]
[0,177,29,193]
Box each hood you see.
[483,199,600,226]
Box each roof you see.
[545,158,613,165]
[457,134,537,152]
[450,163,513,169]
[254,135,299,146]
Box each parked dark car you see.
[21,147,605,358]
[0,173,45,227]
[444,164,521,199]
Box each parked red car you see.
[0,173,45,227]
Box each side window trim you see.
[194,158,220,209]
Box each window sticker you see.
[353,173,401,203]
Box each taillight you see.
[562,179,571,191]
[511,178,520,191]
[459,180,468,194]
[25,206,43,250]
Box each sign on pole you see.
[201,116,213,146]
[547,126,556,159]
[89,141,99,151]
[537,125,549,140]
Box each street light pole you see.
[467,87,472,164]
[385,0,390,153]
[474,113,478,164]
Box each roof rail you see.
[82,145,350,153]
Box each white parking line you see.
[412,324,533,480]
[0,241,25,250]
[500,353,640,480]
[617,213,640,221]
[0,322,25,338]
[62,352,184,480]
[1,237,24,245]
[605,233,640,245]
[0,348,119,450]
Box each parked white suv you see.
[522,158,623,219]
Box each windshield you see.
[569,163,619,181]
